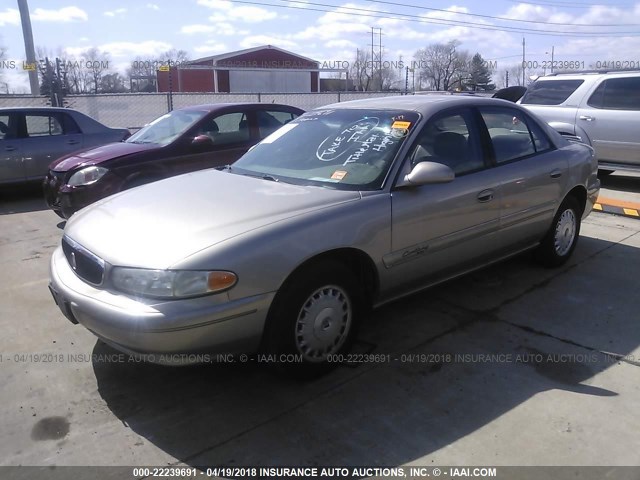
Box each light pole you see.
[546,46,555,74]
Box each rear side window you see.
[258,110,298,138]
[25,114,64,137]
[202,112,250,146]
[0,114,10,140]
[480,108,552,164]
[587,77,640,110]
[520,79,584,105]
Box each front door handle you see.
[5,146,16,152]
[477,189,494,203]
[66,140,80,145]
[550,169,562,179]
[579,115,595,122]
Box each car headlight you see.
[111,267,237,299]
[68,166,108,186]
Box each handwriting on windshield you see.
[316,118,380,161]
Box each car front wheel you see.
[264,262,363,378]
[535,196,581,267]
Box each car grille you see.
[61,236,105,285]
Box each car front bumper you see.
[49,247,273,364]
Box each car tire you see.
[535,196,581,268]
[264,261,363,379]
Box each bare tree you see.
[495,64,541,89]
[127,49,189,92]
[100,72,127,93]
[413,41,470,91]
[348,49,373,91]
[83,48,110,94]
[0,41,7,93]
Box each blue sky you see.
[1,0,640,91]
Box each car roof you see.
[0,106,79,113]
[177,103,302,112]
[318,95,522,115]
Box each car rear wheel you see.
[535,196,581,268]
[264,262,363,379]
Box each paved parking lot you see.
[0,175,639,469]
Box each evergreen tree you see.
[467,53,495,91]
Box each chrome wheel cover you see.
[295,285,352,362]
[554,209,577,257]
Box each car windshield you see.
[231,108,419,190]
[126,110,208,146]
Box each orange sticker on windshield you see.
[331,170,348,180]
[392,121,411,129]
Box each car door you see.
[387,108,502,295]
[0,112,22,183]
[578,76,640,167]
[164,110,255,176]
[477,106,568,251]
[20,111,84,180]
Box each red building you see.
[157,45,320,93]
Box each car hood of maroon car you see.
[50,142,159,172]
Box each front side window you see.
[408,110,484,176]
[25,114,63,137]
[480,108,551,164]
[232,108,420,190]
[587,77,640,110]
[520,79,584,105]
[196,112,250,146]
[127,109,208,146]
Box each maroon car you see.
[43,103,303,218]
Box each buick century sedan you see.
[49,95,600,377]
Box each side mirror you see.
[192,134,214,147]
[397,161,454,188]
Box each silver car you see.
[0,107,129,185]
[520,71,640,175]
[49,96,600,377]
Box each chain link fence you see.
[0,91,406,130]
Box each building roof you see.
[189,45,319,66]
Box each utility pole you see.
[506,70,509,88]
[17,0,40,95]
[522,37,526,86]
[550,46,555,74]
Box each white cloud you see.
[103,41,173,57]
[146,3,160,10]
[32,7,88,22]
[0,8,20,26]
[181,24,216,34]
[194,41,228,54]
[229,6,277,23]
[326,39,358,49]
[239,35,297,49]
[104,8,127,17]
[198,0,277,23]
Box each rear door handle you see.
[5,146,16,151]
[579,115,595,122]
[550,169,562,179]
[477,189,494,203]
[66,140,80,145]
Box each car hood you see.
[64,169,361,269]
[51,142,159,172]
